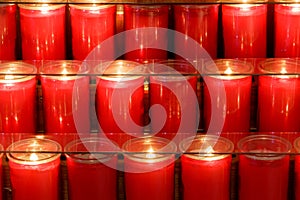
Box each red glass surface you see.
[0,63,36,133]
[95,61,144,147]
[275,4,300,57]
[174,5,219,59]
[69,4,116,60]
[19,4,66,60]
[124,5,170,63]
[181,155,232,200]
[222,4,267,58]
[0,4,17,60]
[40,61,90,134]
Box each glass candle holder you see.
[222,4,267,58]
[19,4,66,60]
[122,136,177,200]
[257,59,300,132]
[179,135,234,200]
[275,4,300,57]
[7,138,62,200]
[124,5,170,63]
[294,137,300,200]
[0,4,17,60]
[95,60,145,147]
[0,62,36,133]
[69,4,116,61]
[238,134,292,200]
[173,4,219,59]
[65,137,118,200]
[149,60,199,141]
[203,59,253,132]
[40,60,90,134]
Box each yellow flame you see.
[29,153,39,161]
[146,146,156,159]
[224,67,233,75]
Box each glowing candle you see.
[203,59,253,132]
[95,60,144,147]
[124,5,170,63]
[173,4,219,59]
[179,135,234,200]
[65,137,118,200]
[69,4,116,60]
[7,138,62,200]
[0,4,17,60]
[275,4,300,57]
[149,60,198,140]
[123,136,177,200]
[258,59,300,132]
[19,4,66,60]
[40,60,90,134]
[0,62,36,133]
[238,135,291,200]
[222,4,267,58]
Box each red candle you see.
[65,137,117,200]
[238,135,291,200]
[69,4,116,60]
[258,59,300,132]
[203,59,253,132]
[7,138,62,200]
[0,4,17,60]
[294,137,300,200]
[124,5,170,63]
[275,4,300,57]
[0,144,4,200]
[222,4,267,58]
[40,60,90,134]
[173,4,219,59]
[179,135,234,200]
[123,136,177,200]
[19,4,66,60]
[0,62,36,133]
[149,60,198,141]
[95,60,144,147]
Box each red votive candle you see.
[0,144,4,200]
[0,4,17,60]
[203,59,253,132]
[179,135,234,200]
[7,138,62,200]
[238,135,291,200]
[40,60,90,134]
[173,4,219,59]
[149,60,198,141]
[294,137,300,200]
[95,60,145,147]
[123,136,177,200]
[275,4,300,57]
[69,4,116,60]
[0,62,36,133]
[222,4,267,58]
[124,5,170,63]
[258,59,300,132]
[19,4,66,60]
[65,137,118,200]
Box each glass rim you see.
[237,134,292,159]
[258,58,300,75]
[18,4,66,10]
[0,61,36,83]
[204,59,253,76]
[294,137,300,153]
[122,136,177,163]
[69,4,116,10]
[179,135,234,160]
[7,138,62,165]
[64,137,118,164]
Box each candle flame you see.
[29,153,39,161]
[4,75,14,80]
[224,67,233,75]
[146,146,156,159]
[280,67,288,74]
